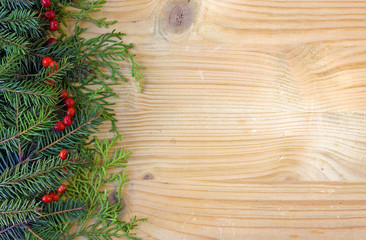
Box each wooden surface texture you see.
[89,1,366,239]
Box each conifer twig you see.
[37,112,101,154]
[39,206,86,219]
[0,36,28,50]
[24,224,44,240]
[0,118,46,145]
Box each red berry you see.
[66,107,75,117]
[41,0,51,8]
[59,150,69,160]
[60,90,68,99]
[49,20,59,31]
[46,38,57,45]
[42,195,52,203]
[42,57,52,68]
[49,60,58,71]
[49,192,60,201]
[58,184,67,194]
[64,98,75,108]
[54,121,65,131]
[44,10,55,20]
[63,115,72,126]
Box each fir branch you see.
[24,224,43,240]
[1,200,86,239]
[0,82,57,108]
[37,110,101,155]
[0,0,34,10]
[0,30,29,54]
[0,53,20,76]
[0,209,39,215]
[31,59,73,86]
[0,9,40,38]
[38,206,85,219]
[28,199,87,239]
[0,118,45,144]
[0,220,21,234]
[0,158,88,198]
[0,151,22,173]
[0,199,40,226]
[0,107,53,152]
[0,87,54,98]
[16,99,22,160]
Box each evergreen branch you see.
[8,162,82,183]
[0,201,86,238]
[63,0,116,27]
[0,199,41,226]
[0,133,19,145]
[37,111,101,154]
[31,60,73,86]
[28,199,87,239]
[24,224,43,240]
[0,9,40,37]
[1,82,58,111]
[1,17,33,23]
[0,209,39,214]
[16,100,21,160]
[0,158,88,198]
[0,0,34,10]
[0,36,28,49]
[0,220,21,234]
[0,151,22,173]
[66,137,143,240]
[38,206,85,219]
[9,73,38,77]
[0,117,46,145]
[0,88,53,98]
[0,32,29,54]
[0,53,18,76]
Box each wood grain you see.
[88,0,366,239]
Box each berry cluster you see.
[42,184,67,203]
[41,0,59,31]
[42,56,58,86]
[42,57,76,132]
[54,92,76,132]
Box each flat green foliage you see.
[65,138,144,240]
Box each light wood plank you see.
[87,0,366,239]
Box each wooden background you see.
[89,0,366,239]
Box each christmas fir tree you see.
[0,0,143,239]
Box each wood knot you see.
[156,0,200,40]
[143,173,154,180]
[168,4,192,33]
